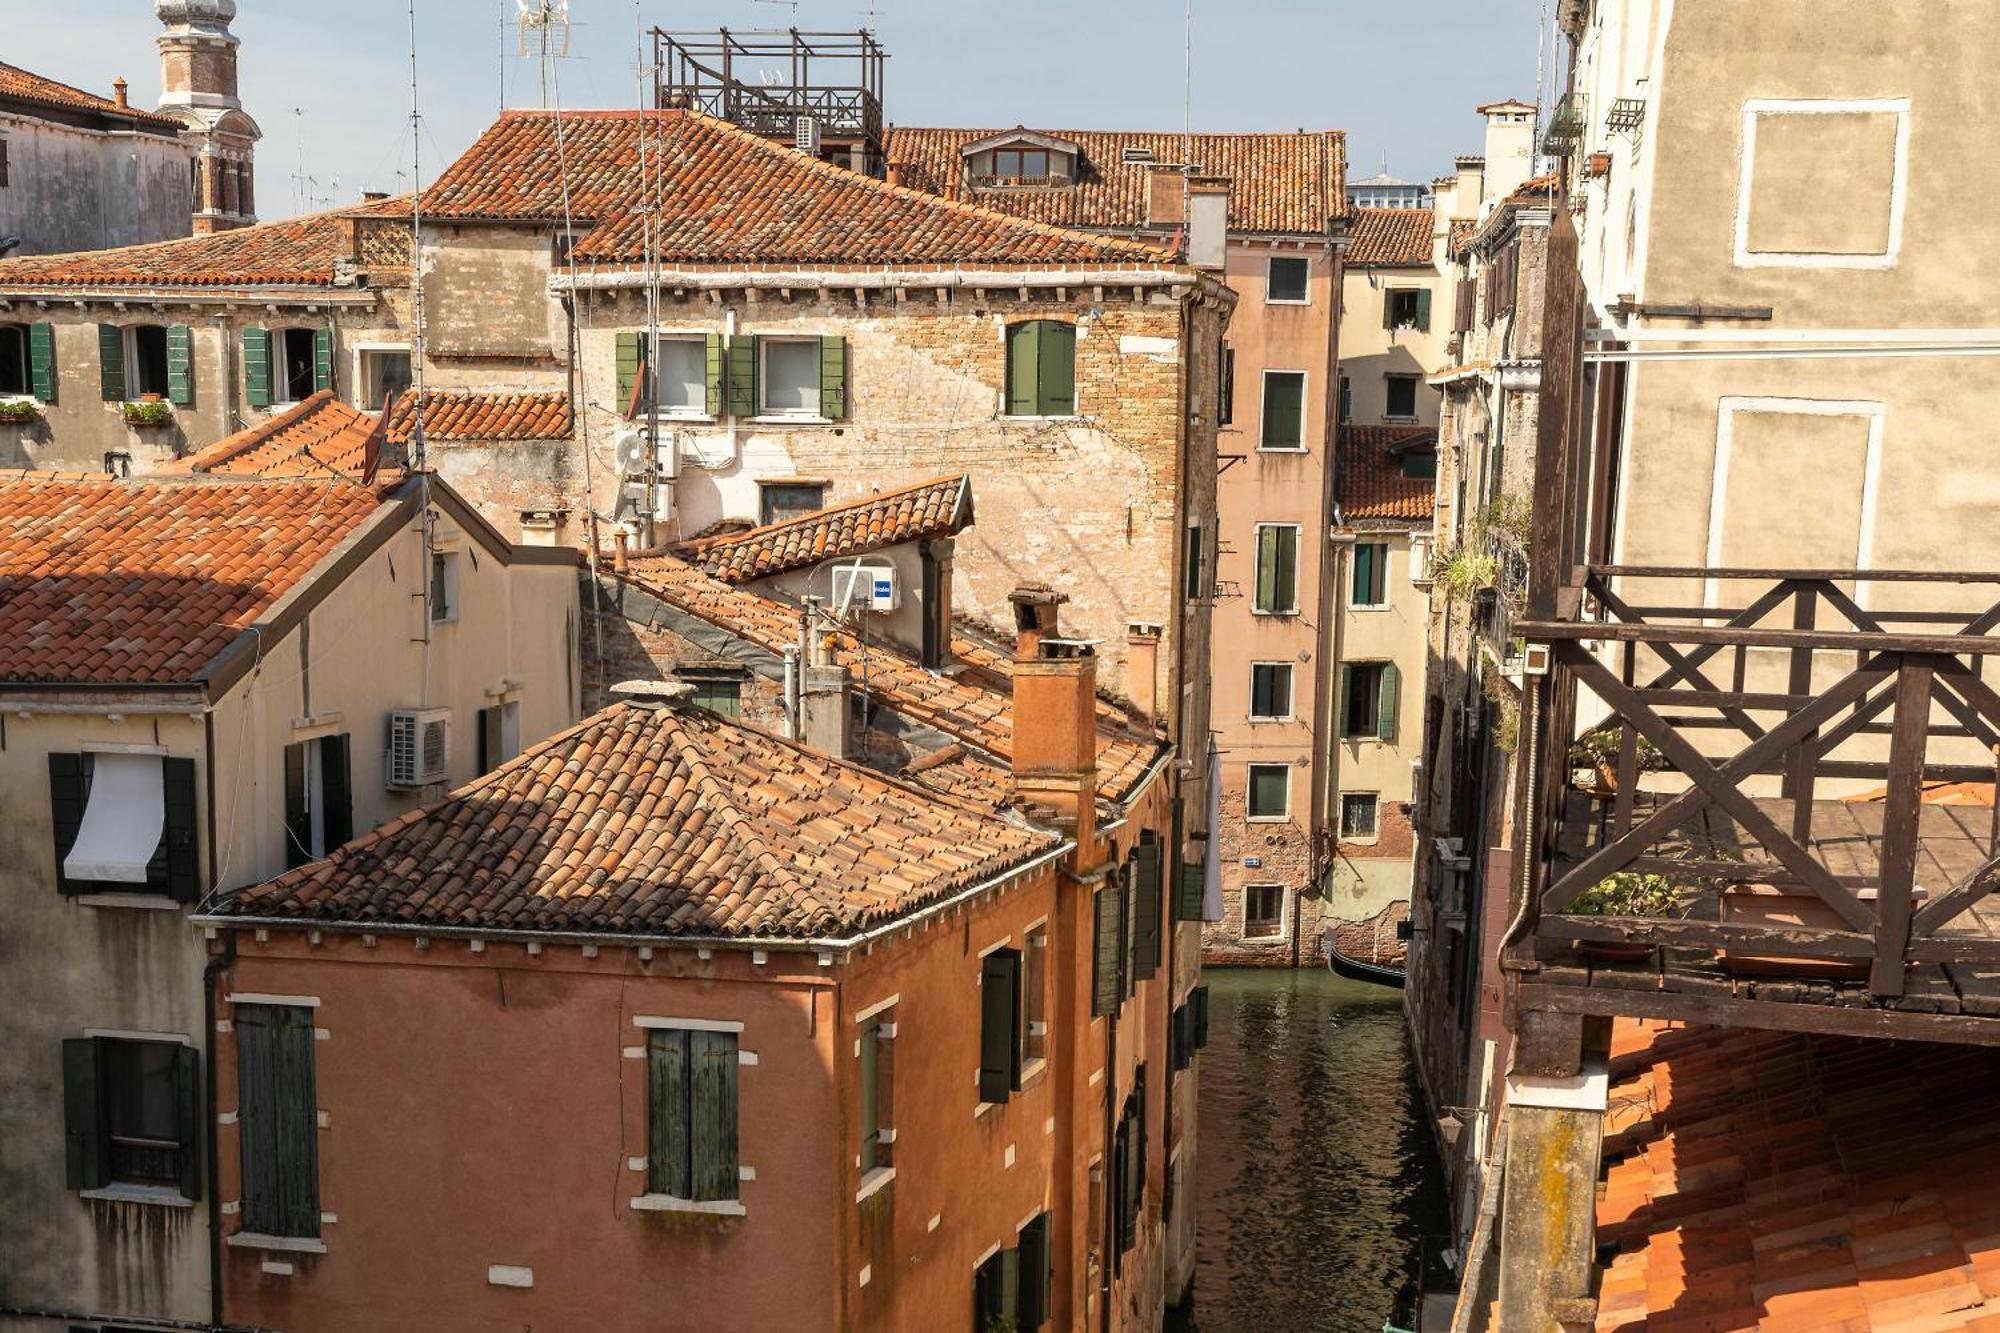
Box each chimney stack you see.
[112,78,129,109]
[1124,622,1162,726]
[1008,585,1098,848]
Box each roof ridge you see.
[890,124,1347,141]
[693,472,966,551]
[180,390,343,471]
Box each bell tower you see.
[155,0,262,233]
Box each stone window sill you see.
[855,1166,896,1203]
[81,1183,195,1208]
[227,1232,327,1254]
[629,1193,746,1216]
[748,414,835,427]
[74,892,181,910]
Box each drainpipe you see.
[1100,1004,1117,1333]
[1317,524,1354,968]
[204,927,238,1332]
[781,644,800,740]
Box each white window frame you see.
[653,332,713,421]
[1245,762,1291,823]
[1241,882,1287,941]
[756,336,825,421]
[1732,98,1911,271]
[1247,661,1295,722]
[1252,522,1303,617]
[1383,373,1422,423]
[1257,369,1308,453]
[350,342,413,411]
[1265,255,1311,306]
[1338,791,1382,846]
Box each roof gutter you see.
[0,287,379,308]
[551,267,1223,298]
[191,840,1077,958]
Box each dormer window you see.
[964,132,1078,191]
[995,147,1050,181]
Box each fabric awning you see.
[65,753,165,884]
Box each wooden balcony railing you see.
[1512,567,2000,1005]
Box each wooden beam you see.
[1521,620,2000,656]
[1871,662,1933,996]
[1911,852,2000,937]
[1543,914,1876,957]
[1587,565,2000,585]
[1516,981,2000,1047]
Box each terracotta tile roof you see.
[1447,218,1478,260]
[1595,1020,2000,1332]
[619,555,1164,806]
[173,391,391,480]
[206,700,1060,938]
[1346,207,1435,266]
[417,110,1169,268]
[886,126,1349,235]
[0,60,180,131]
[385,390,572,443]
[0,474,396,684]
[1465,173,1564,255]
[0,197,408,290]
[1338,425,1437,523]
[680,475,971,584]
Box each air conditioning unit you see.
[614,428,679,481]
[831,562,898,612]
[386,706,451,788]
[793,115,821,156]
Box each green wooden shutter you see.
[97,324,125,401]
[313,325,334,393]
[1338,664,1355,738]
[688,1029,739,1202]
[238,1004,319,1237]
[242,327,271,408]
[1018,1213,1051,1328]
[165,323,193,406]
[1382,292,1397,330]
[704,332,725,416]
[1006,322,1040,416]
[1119,866,1136,1000]
[29,322,56,403]
[175,1043,203,1201]
[727,336,758,418]
[1415,287,1433,332]
[1133,841,1162,981]
[818,335,847,419]
[1377,662,1400,742]
[283,742,310,870]
[1037,321,1075,415]
[1274,527,1297,611]
[63,1037,109,1190]
[647,1029,691,1198]
[162,757,199,901]
[1217,344,1233,426]
[1000,1247,1023,1325]
[48,753,88,896]
[1351,543,1375,605]
[615,332,643,417]
[323,735,352,849]
[1261,372,1302,448]
[978,949,1020,1103]
[1176,859,1205,922]
[1092,887,1122,1017]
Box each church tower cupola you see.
[156,0,262,233]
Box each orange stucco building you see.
[197,500,1207,1330]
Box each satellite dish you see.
[614,431,649,477]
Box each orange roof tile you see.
[0,473,396,684]
[419,111,1170,268]
[619,555,1164,806]
[385,390,572,443]
[680,475,970,584]
[0,197,408,290]
[1595,1020,2000,1332]
[1338,425,1437,523]
[886,126,1348,234]
[174,391,391,480]
[206,700,1061,938]
[1346,207,1435,266]
[0,60,180,131]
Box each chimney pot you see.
[613,530,631,574]
[362,189,388,202]
[112,78,130,108]
[1009,583,1068,663]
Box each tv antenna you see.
[517,0,573,106]
[754,0,801,20]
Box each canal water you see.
[1175,968,1451,1333]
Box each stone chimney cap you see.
[1008,583,1069,607]
[1038,637,1098,660]
[112,78,129,108]
[610,679,697,709]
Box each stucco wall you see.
[1340,265,1447,426]
[0,114,192,256]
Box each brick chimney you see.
[112,78,129,109]
[1124,622,1162,725]
[1009,586,1097,849]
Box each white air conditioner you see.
[831,562,898,613]
[794,115,821,156]
[614,428,679,482]
[386,706,451,788]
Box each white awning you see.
[66,753,165,884]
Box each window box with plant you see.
[1568,870,1686,962]
[123,399,175,427]
[0,398,39,424]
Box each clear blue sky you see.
[12,0,1546,220]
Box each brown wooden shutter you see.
[1091,887,1122,1017]
[322,735,352,849]
[1132,842,1162,981]
[647,1029,692,1198]
[237,1004,320,1237]
[1176,858,1205,922]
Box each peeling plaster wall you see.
[0,113,193,257]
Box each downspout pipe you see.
[204,928,237,1332]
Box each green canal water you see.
[1174,969,1452,1333]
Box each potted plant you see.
[982,1316,1018,1333]
[1569,722,1664,793]
[0,399,39,424]
[123,400,174,427]
[1569,869,1683,962]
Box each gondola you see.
[1323,927,1406,989]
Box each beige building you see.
[885,125,1353,965]
[0,461,576,1333]
[1340,206,1449,429]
